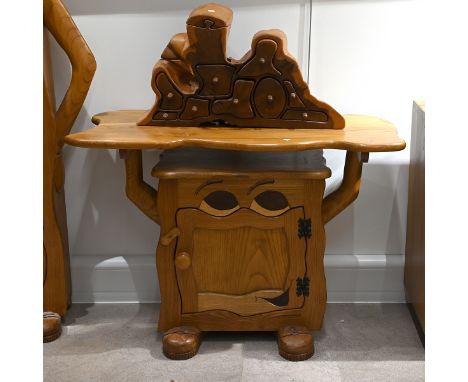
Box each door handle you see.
[175,252,191,270]
[160,227,180,246]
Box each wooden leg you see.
[119,149,160,224]
[277,326,314,361]
[43,312,62,343]
[162,326,202,360]
[322,151,368,224]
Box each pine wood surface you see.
[65,110,405,152]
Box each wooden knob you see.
[175,252,191,270]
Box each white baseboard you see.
[71,254,405,304]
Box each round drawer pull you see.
[175,252,191,270]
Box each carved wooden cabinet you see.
[64,2,406,361]
[152,148,329,330]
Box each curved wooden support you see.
[43,0,96,321]
[120,150,160,224]
[322,151,368,224]
[44,0,97,149]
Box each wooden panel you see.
[178,181,326,331]
[196,64,235,96]
[175,177,307,210]
[156,73,183,110]
[197,289,303,316]
[192,227,289,293]
[181,309,304,331]
[155,179,182,332]
[299,179,327,330]
[239,39,282,77]
[284,81,305,108]
[212,80,255,118]
[65,110,406,153]
[180,98,210,120]
[404,101,425,334]
[175,207,306,316]
[253,78,286,119]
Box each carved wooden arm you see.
[119,150,160,224]
[44,0,97,149]
[322,151,369,224]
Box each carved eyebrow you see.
[195,178,223,195]
[247,178,275,195]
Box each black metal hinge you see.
[296,276,310,297]
[298,218,311,239]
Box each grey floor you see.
[44,303,424,382]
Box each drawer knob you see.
[175,252,191,270]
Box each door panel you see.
[175,207,307,316]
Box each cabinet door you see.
[174,207,307,316]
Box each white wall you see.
[311,0,426,254]
[51,0,425,303]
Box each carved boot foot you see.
[43,312,62,343]
[278,325,314,361]
[162,326,201,360]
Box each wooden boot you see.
[43,312,62,343]
[278,325,314,361]
[162,326,201,360]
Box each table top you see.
[64,110,406,153]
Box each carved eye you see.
[199,191,240,216]
[250,190,290,216]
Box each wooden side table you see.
[65,110,405,360]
